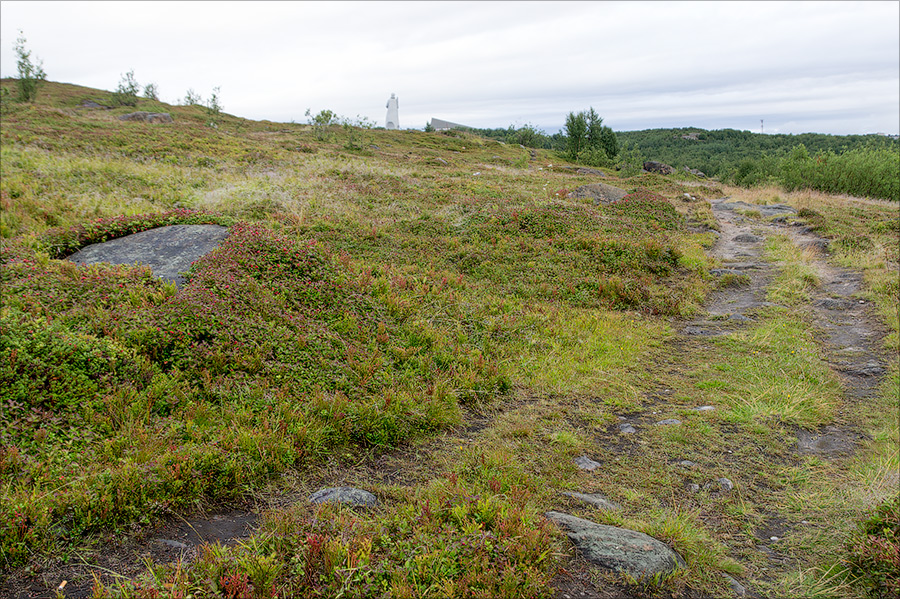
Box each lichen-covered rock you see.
[545,511,686,578]
[67,224,229,287]
[308,487,378,508]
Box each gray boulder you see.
[308,487,378,508]
[67,224,229,288]
[682,165,707,178]
[575,167,607,177]
[545,511,686,579]
[643,161,676,175]
[119,111,174,123]
[567,182,628,204]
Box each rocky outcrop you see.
[67,224,229,287]
[545,511,686,579]
[119,111,174,123]
[643,161,675,175]
[683,165,707,177]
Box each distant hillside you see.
[617,127,899,179]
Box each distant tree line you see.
[617,127,900,200]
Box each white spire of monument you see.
[385,93,399,130]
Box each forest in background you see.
[466,124,900,201]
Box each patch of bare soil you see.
[1,506,258,599]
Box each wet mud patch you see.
[0,508,258,599]
[794,425,871,457]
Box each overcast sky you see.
[1,1,898,135]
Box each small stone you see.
[723,573,747,597]
[728,314,752,322]
[691,406,715,411]
[656,419,681,426]
[574,455,602,471]
[770,536,779,541]
[718,477,734,491]
[678,460,697,468]
[687,483,701,493]
[618,423,637,434]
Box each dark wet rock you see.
[562,491,621,511]
[575,167,606,176]
[119,111,174,123]
[618,423,637,434]
[308,487,378,508]
[574,455,602,471]
[68,225,230,288]
[567,182,628,204]
[838,360,885,377]
[814,298,855,310]
[544,511,686,579]
[733,233,763,243]
[643,161,675,175]
[656,419,681,426]
[710,268,745,276]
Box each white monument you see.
[385,93,399,130]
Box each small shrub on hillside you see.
[13,31,46,103]
[844,494,900,598]
[110,69,140,107]
[142,82,159,100]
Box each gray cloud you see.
[1,1,897,135]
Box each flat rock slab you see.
[67,225,230,287]
[567,182,628,204]
[717,201,797,217]
[545,511,686,579]
[308,487,378,508]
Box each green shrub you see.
[110,69,140,107]
[13,31,46,103]
[844,494,900,598]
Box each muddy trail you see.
[3,198,890,599]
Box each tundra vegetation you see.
[0,79,897,598]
